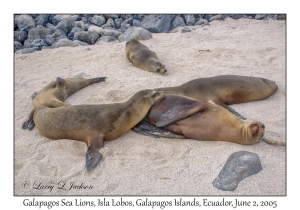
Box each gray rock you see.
[29,39,48,50]
[133,14,143,20]
[210,14,224,21]
[35,14,51,27]
[51,15,71,25]
[202,14,214,22]
[255,14,266,20]
[97,35,117,42]
[73,40,89,46]
[45,29,68,46]
[89,15,106,27]
[14,31,27,43]
[68,27,84,40]
[16,15,36,32]
[170,16,186,30]
[74,31,99,45]
[74,20,88,30]
[27,25,52,41]
[194,18,209,26]
[121,18,133,26]
[140,14,176,33]
[102,18,115,28]
[132,19,141,27]
[118,24,131,33]
[212,151,262,191]
[55,18,75,35]
[114,18,123,29]
[181,27,191,33]
[277,14,286,20]
[16,48,36,54]
[104,14,119,19]
[88,25,122,38]
[45,23,56,33]
[118,26,152,42]
[53,38,81,48]
[87,25,103,34]
[14,41,23,52]
[184,14,195,25]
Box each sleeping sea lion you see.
[155,75,278,118]
[126,39,167,74]
[134,94,265,145]
[22,77,106,130]
[33,89,165,170]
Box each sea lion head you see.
[146,90,165,105]
[153,62,167,74]
[243,122,265,144]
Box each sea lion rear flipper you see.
[213,100,247,120]
[85,136,104,171]
[156,102,208,127]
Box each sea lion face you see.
[154,62,167,74]
[243,122,265,144]
[146,90,165,105]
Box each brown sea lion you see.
[33,89,165,170]
[134,94,265,145]
[126,39,167,74]
[22,76,106,130]
[155,75,278,119]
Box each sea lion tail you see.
[262,138,286,147]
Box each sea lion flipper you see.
[22,109,35,130]
[156,102,207,127]
[56,77,65,87]
[85,136,104,171]
[213,100,247,120]
[133,121,185,139]
[85,150,103,171]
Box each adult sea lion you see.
[126,39,167,74]
[134,94,265,145]
[33,89,165,170]
[155,75,278,118]
[22,76,106,130]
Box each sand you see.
[14,18,286,196]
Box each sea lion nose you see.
[262,125,265,129]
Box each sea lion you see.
[155,75,278,118]
[22,76,106,130]
[33,89,165,170]
[126,39,167,74]
[134,94,265,145]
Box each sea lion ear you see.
[56,77,65,88]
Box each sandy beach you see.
[14,18,286,196]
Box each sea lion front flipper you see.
[213,100,247,120]
[22,109,35,130]
[85,136,104,171]
[56,77,65,87]
[86,150,103,171]
[133,121,185,139]
[156,102,208,127]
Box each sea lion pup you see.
[126,39,167,74]
[33,89,165,171]
[22,77,106,130]
[134,94,265,145]
[155,75,278,118]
